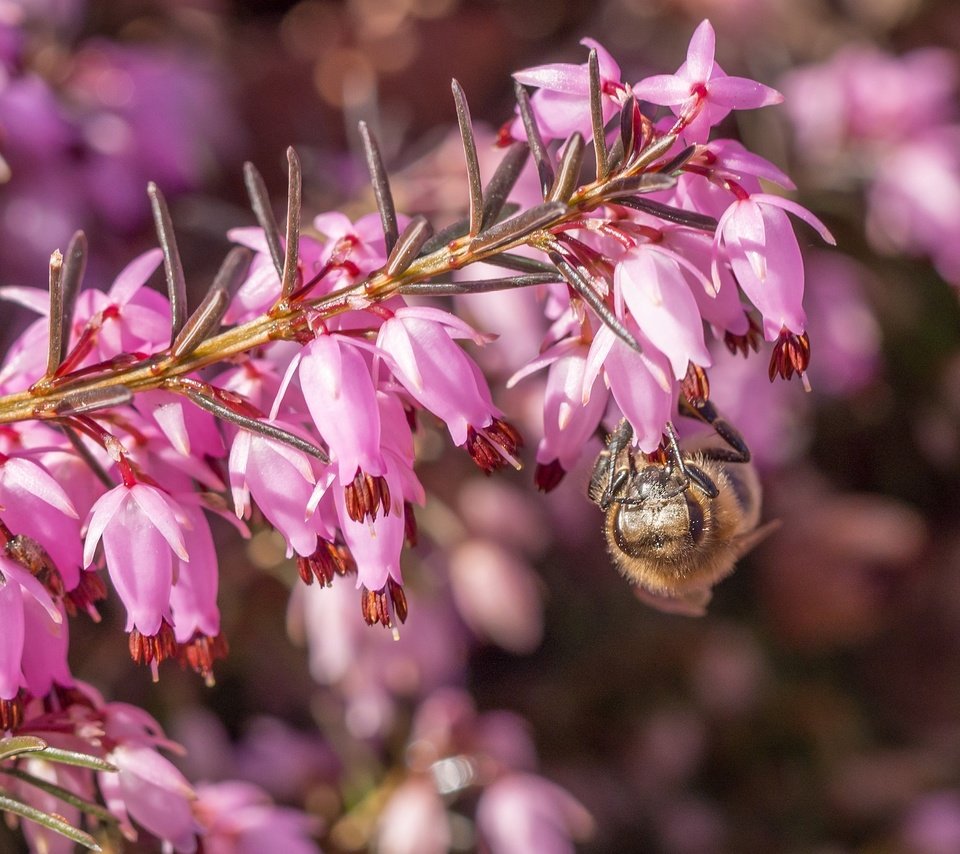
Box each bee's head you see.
[611,468,709,561]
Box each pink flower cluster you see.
[5,683,320,853]
[0,18,832,730]
[782,44,960,283]
[0,26,840,852]
[0,205,526,726]
[502,20,832,483]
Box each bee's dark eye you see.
[685,495,705,544]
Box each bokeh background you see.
[3,0,960,851]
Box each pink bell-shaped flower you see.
[83,482,188,636]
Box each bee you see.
[588,399,778,615]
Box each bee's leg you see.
[589,419,633,509]
[664,421,718,498]
[604,419,635,505]
[678,396,751,464]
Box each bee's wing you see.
[731,518,782,559]
[633,584,712,618]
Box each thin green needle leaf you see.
[172,246,252,358]
[0,767,116,823]
[545,244,642,354]
[451,79,483,237]
[33,747,117,773]
[482,253,557,275]
[45,249,64,379]
[55,386,134,416]
[588,49,608,180]
[280,147,302,300]
[174,384,330,464]
[385,216,433,277]
[0,735,47,762]
[0,792,102,851]
[59,230,87,361]
[548,133,585,203]
[398,272,559,296]
[358,121,399,254]
[514,82,554,197]
[148,183,188,345]
[469,201,566,255]
[614,197,718,231]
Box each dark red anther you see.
[466,418,524,474]
[360,580,408,630]
[298,539,356,587]
[344,470,391,523]
[178,632,229,686]
[388,578,408,625]
[64,570,108,618]
[403,501,417,547]
[768,329,811,382]
[723,314,763,357]
[0,695,23,731]
[681,362,710,406]
[128,619,178,667]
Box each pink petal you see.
[752,193,837,245]
[631,73,692,107]
[224,261,281,324]
[84,486,130,568]
[334,464,405,591]
[378,318,423,392]
[724,199,768,282]
[0,563,25,699]
[708,75,784,109]
[582,325,615,404]
[1,560,61,625]
[244,436,319,557]
[1,457,78,517]
[617,249,711,378]
[604,340,674,453]
[538,350,608,471]
[119,303,173,348]
[312,211,355,240]
[229,431,252,518]
[686,19,717,82]
[0,286,50,315]
[101,500,175,635]
[707,140,795,189]
[108,249,164,305]
[149,398,191,456]
[227,226,272,254]
[581,38,621,83]
[300,336,384,482]
[728,205,807,338]
[506,338,576,389]
[395,305,492,345]
[20,598,71,697]
[513,63,589,94]
[169,508,219,641]
[113,744,196,852]
[130,486,189,562]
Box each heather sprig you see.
[0,21,833,849]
